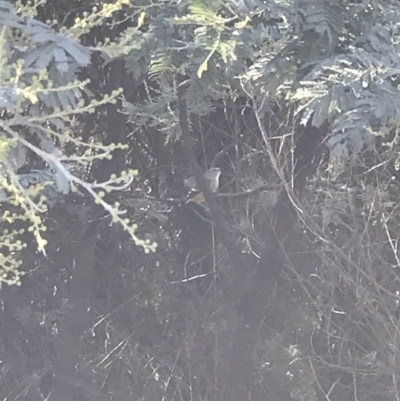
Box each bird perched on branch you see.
[183,167,221,204]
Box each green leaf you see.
[197,34,220,78]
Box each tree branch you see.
[177,81,243,262]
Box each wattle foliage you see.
[1,1,400,401]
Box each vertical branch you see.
[177,81,266,401]
[177,82,239,256]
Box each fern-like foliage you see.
[123,0,265,138]
[123,0,400,173]
[0,1,91,113]
[294,0,343,52]
[290,14,400,165]
[0,1,157,285]
[238,0,400,170]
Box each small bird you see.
[184,167,221,204]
